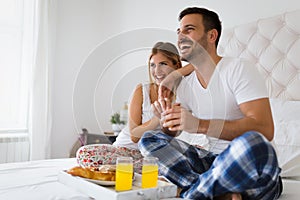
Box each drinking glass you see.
[142,157,159,188]
[115,157,133,191]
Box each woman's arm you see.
[159,64,194,98]
[177,63,194,76]
[129,84,160,143]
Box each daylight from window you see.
[0,0,29,133]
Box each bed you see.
[1,9,300,200]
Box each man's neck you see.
[192,53,222,88]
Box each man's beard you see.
[180,36,208,63]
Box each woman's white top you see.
[113,83,159,149]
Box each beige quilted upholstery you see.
[218,10,300,100]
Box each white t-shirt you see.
[176,57,268,154]
[113,84,159,149]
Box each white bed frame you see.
[219,9,300,199]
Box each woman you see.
[76,42,182,172]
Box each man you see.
[138,7,282,200]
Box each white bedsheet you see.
[0,158,299,199]
[281,178,300,200]
[0,158,91,200]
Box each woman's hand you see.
[158,71,182,99]
[152,99,181,137]
[158,64,194,99]
[151,98,173,119]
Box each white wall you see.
[51,0,300,158]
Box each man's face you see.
[177,14,208,62]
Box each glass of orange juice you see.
[115,157,133,191]
[142,157,159,188]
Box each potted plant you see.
[110,112,125,135]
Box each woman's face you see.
[149,52,178,85]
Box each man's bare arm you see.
[163,98,274,141]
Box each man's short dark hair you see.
[179,7,222,47]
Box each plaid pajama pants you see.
[138,131,282,200]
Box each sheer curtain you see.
[29,0,56,160]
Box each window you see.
[0,0,31,133]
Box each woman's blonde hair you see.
[148,42,182,84]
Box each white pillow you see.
[270,98,300,178]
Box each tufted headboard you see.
[218,9,300,101]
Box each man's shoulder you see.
[182,70,196,81]
[176,71,197,98]
[219,57,255,69]
[178,71,196,88]
[218,57,257,76]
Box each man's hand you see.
[162,105,200,133]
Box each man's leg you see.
[139,131,281,200]
[138,130,216,190]
[182,131,282,200]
